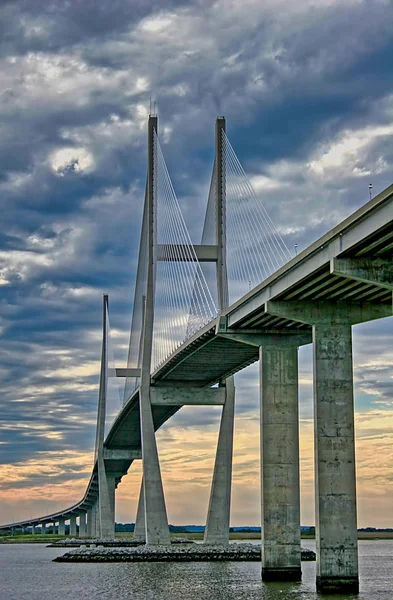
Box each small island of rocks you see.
[54,542,316,563]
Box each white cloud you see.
[308,124,393,178]
[51,147,94,175]
[139,14,173,33]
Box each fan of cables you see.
[152,131,218,371]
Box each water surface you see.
[1,540,392,600]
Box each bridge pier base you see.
[204,377,235,545]
[313,323,359,594]
[260,343,301,582]
[133,478,146,542]
[79,513,87,538]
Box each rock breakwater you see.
[54,543,315,563]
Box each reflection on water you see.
[1,540,392,600]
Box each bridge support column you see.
[79,513,87,538]
[262,302,386,593]
[41,523,46,535]
[58,518,65,536]
[98,471,116,539]
[91,502,98,538]
[94,502,100,539]
[31,525,36,535]
[140,391,170,545]
[87,507,93,538]
[70,515,77,538]
[260,342,301,581]
[204,377,235,545]
[313,323,358,593]
[133,478,146,542]
[52,523,57,535]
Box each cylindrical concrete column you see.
[41,523,46,535]
[260,344,301,581]
[313,324,358,593]
[31,525,36,535]
[52,523,57,535]
[58,518,65,536]
[79,513,87,538]
[69,515,77,537]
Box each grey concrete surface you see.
[133,479,146,542]
[79,513,87,538]
[260,342,301,581]
[204,378,235,545]
[313,323,359,593]
[59,518,65,536]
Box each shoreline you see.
[2,531,393,544]
[0,531,393,544]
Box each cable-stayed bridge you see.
[1,115,393,594]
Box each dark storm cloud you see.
[1,0,393,501]
[0,0,188,57]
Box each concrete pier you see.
[313,323,358,593]
[204,377,235,545]
[140,391,170,544]
[41,523,46,534]
[79,513,87,538]
[31,525,36,535]
[70,515,77,538]
[263,301,374,593]
[98,468,116,539]
[91,503,98,538]
[87,508,93,537]
[59,518,65,536]
[260,343,301,581]
[133,479,146,542]
[94,502,100,539]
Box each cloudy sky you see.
[1,0,393,528]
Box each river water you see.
[0,540,392,600]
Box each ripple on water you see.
[1,540,392,600]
